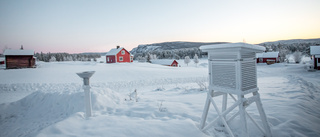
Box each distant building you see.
[106,46,133,63]
[0,57,4,65]
[3,49,36,69]
[151,60,179,67]
[310,46,320,70]
[256,52,279,64]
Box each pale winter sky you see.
[1,0,320,53]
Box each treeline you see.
[133,42,320,63]
[35,52,101,62]
[133,47,204,60]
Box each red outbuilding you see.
[106,46,133,63]
[151,60,179,67]
[256,52,279,64]
[3,49,36,69]
[310,46,320,70]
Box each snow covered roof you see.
[200,42,266,52]
[106,47,132,56]
[151,60,177,66]
[3,49,34,56]
[256,52,279,58]
[310,46,320,55]
[106,48,123,56]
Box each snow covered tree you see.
[147,54,158,61]
[279,49,290,62]
[193,54,199,67]
[152,54,157,60]
[174,54,180,60]
[49,56,56,62]
[184,56,191,66]
[137,56,146,62]
[293,51,302,63]
[66,56,73,61]
[146,54,151,63]
[285,54,290,63]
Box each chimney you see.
[117,46,120,49]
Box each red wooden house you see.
[106,46,133,63]
[3,49,36,69]
[256,52,279,64]
[151,59,179,67]
[310,46,320,70]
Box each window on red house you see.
[119,57,123,61]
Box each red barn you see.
[310,46,320,70]
[3,49,36,69]
[106,46,133,63]
[256,52,279,64]
[151,60,179,67]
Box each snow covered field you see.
[0,59,319,137]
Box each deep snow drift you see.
[0,59,319,137]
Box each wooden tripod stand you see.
[200,89,272,137]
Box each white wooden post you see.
[200,91,211,129]
[254,91,272,137]
[238,94,248,137]
[77,71,95,118]
[221,93,227,128]
[83,85,92,117]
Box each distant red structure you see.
[256,52,279,64]
[3,49,36,69]
[0,58,4,64]
[106,46,133,63]
[151,60,179,67]
[310,46,320,70]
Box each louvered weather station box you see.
[200,43,265,95]
[199,43,272,137]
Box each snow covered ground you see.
[0,58,319,137]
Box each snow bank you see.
[0,88,122,137]
[37,115,206,137]
[0,91,83,137]
[35,86,210,137]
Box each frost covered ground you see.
[0,58,319,137]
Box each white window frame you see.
[119,56,123,61]
[121,50,125,55]
[107,57,109,62]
